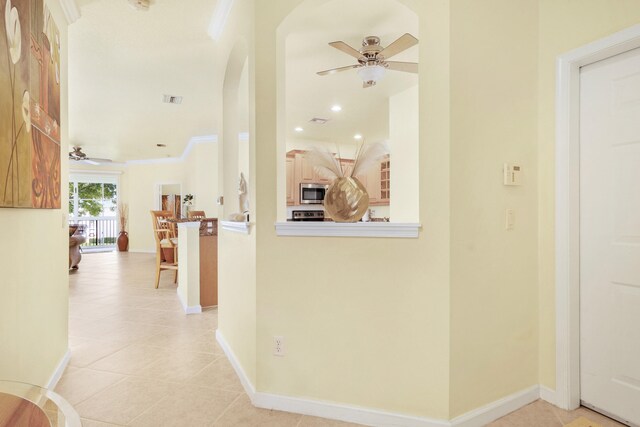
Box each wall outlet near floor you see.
[274,336,285,356]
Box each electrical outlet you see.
[274,336,285,356]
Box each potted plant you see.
[183,194,194,217]
[117,203,129,251]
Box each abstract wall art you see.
[1,0,61,209]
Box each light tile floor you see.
[58,252,626,427]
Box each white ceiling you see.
[68,0,417,162]
[69,0,218,162]
[285,0,418,145]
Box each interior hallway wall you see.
[449,0,539,417]
[253,0,452,419]
[0,0,69,387]
[537,0,640,390]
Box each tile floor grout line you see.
[64,376,129,408]
[211,392,244,425]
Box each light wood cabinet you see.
[299,152,331,184]
[366,163,381,204]
[285,150,390,207]
[286,156,296,206]
[379,157,390,204]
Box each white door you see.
[580,46,640,426]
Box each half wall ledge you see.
[220,221,252,234]
[275,222,421,238]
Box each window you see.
[68,173,120,248]
[69,181,117,218]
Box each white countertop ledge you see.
[275,222,421,238]
[220,221,251,234]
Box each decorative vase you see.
[324,177,370,222]
[117,231,129,252]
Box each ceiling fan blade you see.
[378,33,418,60]
[328,41,365,61]
[385,61,418,73]
[83,159,101,166]
[317,64,360,76]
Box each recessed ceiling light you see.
[354,134,363,140]
[156,144,166,147]
[331,105,342,112]
[294,127,304,132]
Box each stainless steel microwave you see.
[300,183,327,205]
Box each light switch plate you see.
[506,209,515,230]
[503,163,522,186]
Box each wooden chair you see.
[187,210,206,219]
[150,210,178,288]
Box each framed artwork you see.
[1,0,61,209]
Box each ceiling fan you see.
[317,33,419,88]
[69,147,113,165]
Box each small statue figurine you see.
[239,173,249,214]
[228,173,249,222]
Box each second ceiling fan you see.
[317,33,419,88]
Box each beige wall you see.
[389,85,419,222]
[216,0,258,385]
[537,0,640,389]
[449,0,539,416]
[0,0,69,387]
[249,0,452,419]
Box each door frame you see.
[555,24,640,410]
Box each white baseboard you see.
[215,330,257,396]
[177,291,201,314]
[216,330,550,427]
[539,386,557,406]
[46,348,71,389]
[253,392,448,427]
[450,386,540,427]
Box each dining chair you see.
[150,210,178,288]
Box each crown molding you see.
[58,0,81,24]
[126,135,218,166]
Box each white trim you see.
[275,222,421,238]
[177,290,202,314]
[220,221,251,234]
[46,348,71,389]
[208,0,234,41]
[539,386,557,406]
[154,181,182,211]
[216,331,543,427]
[253,393,448,427]
[126,135,218,166]
[450,386,539,427]
[555,23,640,411]
[238,132,249,142]
[215,330,257,396]
[58,0,80,24]
[69,170,122,176]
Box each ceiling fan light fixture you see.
[357,65,386,84]
[128,0,150,11]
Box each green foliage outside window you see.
[69,182,118,217]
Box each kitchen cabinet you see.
[298,152,331,184]
[379,157,390,204]
[286,156,296,206]
[285,150,389,207]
